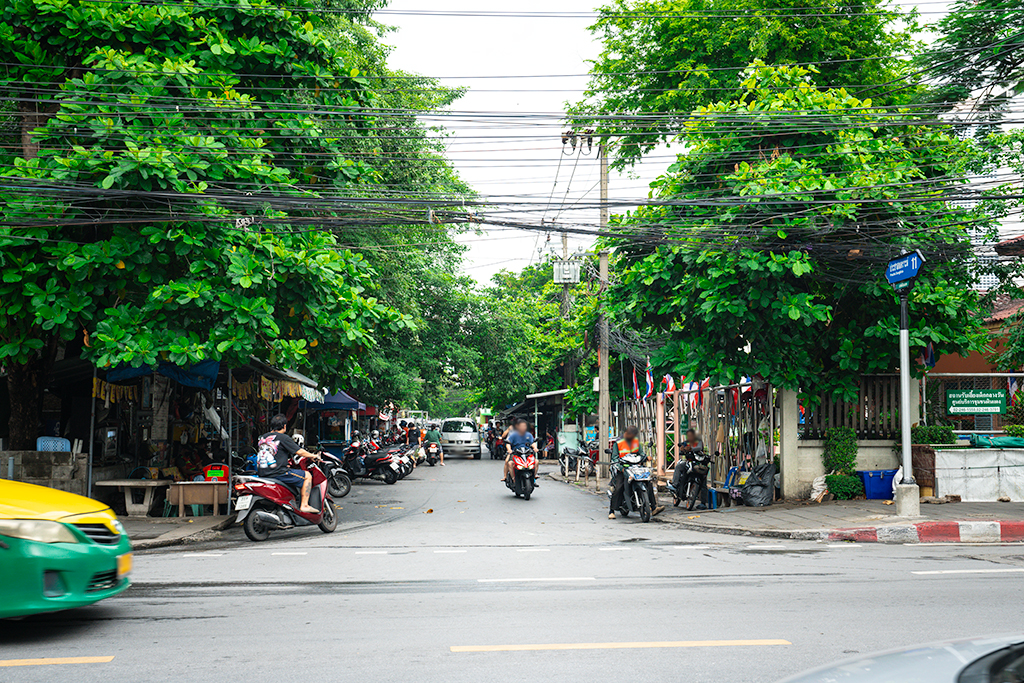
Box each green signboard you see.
[946,389,1007,415]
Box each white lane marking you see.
[599,547,629,551]
[188,553,224,557]
[747,545,786,550]
[355,551,388,555]
[435,550,467,554]
[271,552,307,556]
[670,545,710,550]
[912,568,1024,575]
[909,542,1024,547]
[517,548,550,552]
[827,544,864,548]
[478,577,595,583]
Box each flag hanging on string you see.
[662,374,676,392]
[643,359,654,400]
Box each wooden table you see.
[168,481,229,517]
[95,479,173,517]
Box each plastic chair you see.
[36,436,71,452]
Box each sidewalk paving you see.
[121,515,235,550]
[549,472,1024,543]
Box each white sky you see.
[382,0,663,284]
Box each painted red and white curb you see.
[826,520,1024,544]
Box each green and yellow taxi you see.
[0,480,132,618]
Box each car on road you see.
[777,635,1024,682]
[440,418,482,458]
[0,480,132,619]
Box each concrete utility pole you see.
[598,249,610,484]
[560,229,574,387]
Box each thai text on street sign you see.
[946,389,1007,415]
[886,250,925,284]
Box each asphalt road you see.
[3,451,1024,682]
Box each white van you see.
[440,418,482,459]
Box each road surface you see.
[2,452,1023,681]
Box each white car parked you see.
[440,418,482,459]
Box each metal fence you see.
[922,373,1024,433]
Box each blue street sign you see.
[886,250,926,284]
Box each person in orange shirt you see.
[608,426,663,519]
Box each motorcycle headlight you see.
[0,519,79,544]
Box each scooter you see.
[490,435,505,460]
[610,450,655,522]
[505,446,537,500]
[318,448,353,499]
[559,446,596,478]
[343,439,401,485]
[424,442,442,466]
[669,452,710,511]
[233,457,338,542]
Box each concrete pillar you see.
[778,389,801,499]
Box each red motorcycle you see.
[233,457,338,542]
[504,447,537,500]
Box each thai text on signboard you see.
[946,389,1006,415]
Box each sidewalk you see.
[549,473,1024,543]
[121,515,235,550]
[654,497,1024,543]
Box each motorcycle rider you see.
[257,414,324,514]
[369,429,381,451]
[503,418,538,484]
[671,428,709,510]
[608,425,662,519]
[424,423,445,466]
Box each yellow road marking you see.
[0,656,114,667]
[451,639,790,653]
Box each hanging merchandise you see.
[92,377,140,404]
[232,377,257,401]
[260,376,273,401]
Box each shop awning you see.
[106,359,221,390]
[308,390,365,411]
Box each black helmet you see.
[399,420,407,427]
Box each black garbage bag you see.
[741,463,776,507]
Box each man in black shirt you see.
[257,414,323,514]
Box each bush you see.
[823,426,858,475]
[1006,424,1024,438]
[825,474,865,500]
[909,425,957,445]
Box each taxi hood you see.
[0,480,110,521]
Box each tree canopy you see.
[607,63,1003,400]
[570,0,919,168]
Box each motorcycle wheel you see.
[328,471,351,499]
[318,499,338,533]
[639,494,652,523]
[686,484,699,511]
[523,477,533,501]
[243,507,271,542]
[383,468,399,485]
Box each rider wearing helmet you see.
[369,429,381,451]
[424,423,444,466]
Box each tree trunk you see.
[6,338,58,450]
[19,96,42,160]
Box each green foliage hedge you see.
[1005,424,1024,438]
[825,474,865,500]
[823,426,858,476]
[910,425,957,445]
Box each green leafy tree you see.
[571,0,919,168]
[915,0,1024,131]
[608,63,1001,401]
[0,0,410,447]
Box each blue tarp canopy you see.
[308,390,365,411]
[106,360,220,390]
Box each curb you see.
[133,515,236,550]
[658,517,1024,544]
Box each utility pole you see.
[599,144,609,232]
[598,249,610,485]
[560,228,574,387]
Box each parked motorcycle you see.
[318,448,353,499]
[505,446,537,500]
[669,450,710,511]
[233,457,338,542]
[610,450,655,522]
[424,442,442,466]
[342,439,401,485]
[559,446,595,478]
